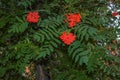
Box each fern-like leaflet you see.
[68,41,90,65]
[9,17,28,33]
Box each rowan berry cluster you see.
[59,32,76,45]
[66,13,81,28]
[26,12,40,23]
[26,12,81,45]
[59,13,82,45]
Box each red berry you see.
[26,12,40,23]
[112,12,119,17]
[65,13,82,28]
[60,32,76,45]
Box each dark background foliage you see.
[0,0,120,80]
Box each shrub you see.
[0,0,120,80]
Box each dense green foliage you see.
[0,0,120,80]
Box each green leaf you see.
[79,50,90,56]
[9,22,28,33]
[68,45,80,56]
[0,16,10,28]
[50,41,58,48]
[75,54,80,63]
[88,27,97,37]
[72,48,84,59]
[0,67,6,77]
[48,45,54,52]
[15,16,23,23]
[79,56,88,65]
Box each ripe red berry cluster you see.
[112,12,119,17]
[59,13,82,45]
[26,12,81,45]
[66,13,82,28]
[60,32,76,45]
[26,12,40,23]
